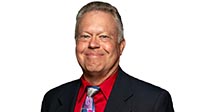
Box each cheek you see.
[102,41,114,50]
[76,42,87,53]
[103,42,120,55]
[76,43,86,64]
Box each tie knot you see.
[87,86,100,97]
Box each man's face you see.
[76,11,125,75]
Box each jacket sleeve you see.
[41,94,48,112]
[40,90,56,112]
[153,90,174,112]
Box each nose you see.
[88,37,100,49]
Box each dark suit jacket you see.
[41,68,174,112]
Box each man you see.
[41,1,174,112]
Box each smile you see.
[85,52,104,57]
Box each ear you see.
[119,39,126,55]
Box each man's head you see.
[75,1,124,43]
[75,1,125,84]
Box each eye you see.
[99,35,109,39]
[80,34,90,38]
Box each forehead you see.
[81,10,114,18]
[78,11,118,34]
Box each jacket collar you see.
[56,80,81,112]
[104,67,135,112]
[55,67,135,112]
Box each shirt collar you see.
[99,71,118,100]
[79,70,118,101]
[77,76,90,102]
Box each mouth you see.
[85,52,104,58]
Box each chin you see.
[85,66,103,73]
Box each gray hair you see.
[75,1,124,43]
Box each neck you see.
[83,66,119,85]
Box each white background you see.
[0,0,200,112]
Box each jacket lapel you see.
[56,80,81,112]
[104,68,135,112]
[52,68,135,112]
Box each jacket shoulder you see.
[43,79,80,100]
[41,79,80,112]
[120,69,167,93]
[119,69,174,111]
